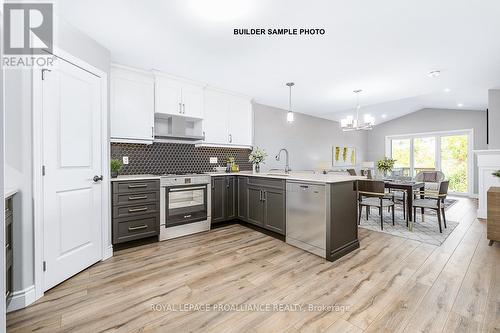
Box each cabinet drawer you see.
[113,180,159,194]
[247,177,285,190]
[113,203,159,219]
[113,191,159,206]
[114,216,159,244]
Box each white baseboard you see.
[103,244,113,261]
[7,285,36,312]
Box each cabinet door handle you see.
[128,225,148,231]
[182,103,186,114]
[259,190,263,201]
[229,134,232,143]
[184,214,192,219]
[263,191,267,201]
[151,126,154,138]
[128,207,148,213]
[128,195,148,200]
[179,102,182,113]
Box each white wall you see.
[253,103,368,172]
[489,89,500,149]
[366,108,487,193]
[4,16,110,302]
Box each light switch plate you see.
[209,157,218,164]
[123,156,129,165]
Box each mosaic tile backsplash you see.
[111,143,252,175]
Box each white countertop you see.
[4,187,19,198]
[207,171,365,184]
[110,175,161,182]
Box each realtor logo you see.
[4,3,53,55]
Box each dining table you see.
[384,180,425,230]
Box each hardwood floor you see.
[7,197,500,332]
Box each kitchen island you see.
[210,171,363,262]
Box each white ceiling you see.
[56,0,500,123]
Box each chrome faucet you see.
[275,149,291,173]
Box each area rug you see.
[358,201,459,246]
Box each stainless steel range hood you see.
[154,114,204,143]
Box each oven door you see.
[166,184,208,227]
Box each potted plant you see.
[110,159,123,178]
[249,147,267,173]
[377,157,396,178]
[493,170,500,178]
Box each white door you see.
[42,58,103,291]
[181,84,204,119]
[228,95,253,146]
[155,76,182,116]
[203,89,229,144]
[110,66,154,142]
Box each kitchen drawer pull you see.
[184,215,192,219]
[128,195,148,200]
[128,207,148,213]
[169,186,206,192]
[5,243,10,250]
[300,185,309,189]
[128,225,148,231]
[128,184,148,189]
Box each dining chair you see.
[412,180,449,233]
[357,180,395,230]
[415,171,445,191]
[347,169,357,176]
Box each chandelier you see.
[340,89,375,131]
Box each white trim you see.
[385,129,474,197]
[195,143,253,149]
[33,46,110,305]
[6,285,36,313]
[110,138,153,145]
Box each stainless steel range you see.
[159,173,211,241]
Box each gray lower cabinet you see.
[237,177,248,220]
[244,177,286,235]
[112,179,160,244]
[247,186,265,227]
[263,188,286,234]
[211,176,237,224]
[5,195,13,305]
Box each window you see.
[391,139,411,176]
[387,131,471,194]
[413,136,436,175]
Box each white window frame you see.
[385,129,474,196]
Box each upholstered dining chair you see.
[357,180,395,230]
[412,180,449,233]
[415,171,445,191]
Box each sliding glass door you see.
[440,135,468,193]
[388,131,470,194]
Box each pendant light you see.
[286,82,295,123]
[340,89,374,131]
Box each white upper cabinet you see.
[203,88,253,147]
[110,65,155,143]
[155,74,204,119]
[227,94,253,146]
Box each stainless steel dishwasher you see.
[286,181,327,258]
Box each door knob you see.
[93,175,104,182]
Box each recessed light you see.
[428,70,441,78]
[457,103,464,107]
[444,88,451,93]
[382,114,387,118]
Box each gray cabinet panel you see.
[226,176,236,219]
[247,186,265,227]
[211,177,226,224]
[247,177,285,190]
[263,189,286,235]
[237,177,248,220]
